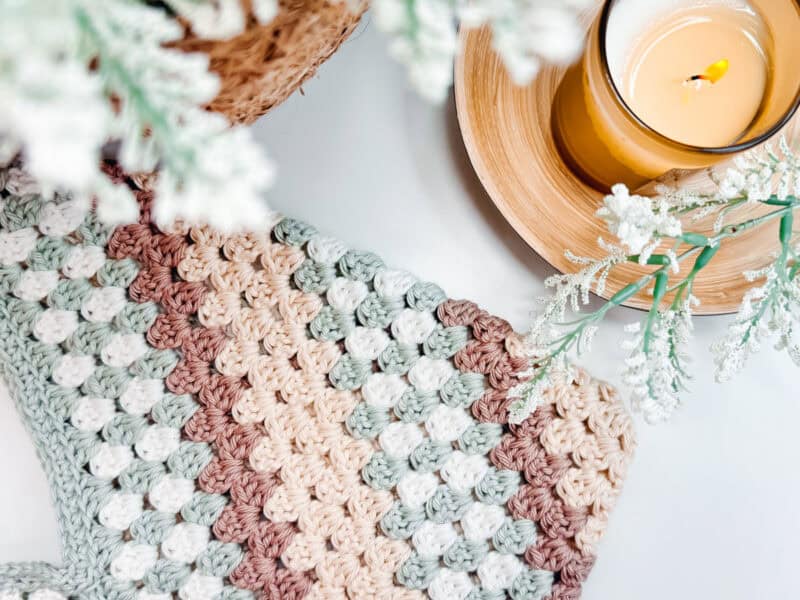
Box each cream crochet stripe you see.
[0,163,634,600]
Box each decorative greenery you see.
[510,139,800,424]
[372,0,592,102]
[1,0,590,227]
[0,0,277,231]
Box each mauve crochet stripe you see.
[175,226,320,599]
[105,170,311,599]
[0,161,634,600]
[174,218,419,599]
[439,299,634,600]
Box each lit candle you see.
[552,0,800,191]
[623,6,767,147]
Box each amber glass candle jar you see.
[552,0,800,191]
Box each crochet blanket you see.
[0,163,635,600]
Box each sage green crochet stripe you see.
[277,218,551,598]
[0,295,107,596]
[0,184,248,599]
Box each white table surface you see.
[2,15,798,599]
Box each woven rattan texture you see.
[173,0,367,125]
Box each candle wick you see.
[685,58,730,85]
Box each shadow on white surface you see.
[253,15,800,599]
[0,378,61,563]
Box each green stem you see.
[715,204,798,240]
[533,198,800,393]
[643,272,668,352]
[789,262,800,280]
[668,273,696,311]
[731,212,794,348]
[762,196,797,206]
[74,6,194,174]
[621,205,797,312]
[715,197,748,227]
[673,197,736,215]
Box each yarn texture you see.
[0,162,634,600]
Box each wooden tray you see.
[454,25,799,314]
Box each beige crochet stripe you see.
[542,369,634,556]
[509,350,635,598]
[177,227,422,600]
[442,299,635,599]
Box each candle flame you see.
[687,59,730,84]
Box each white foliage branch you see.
[0,0,277,231]
[164,0,279,39]
[513,139,800,425]
[1,0,589,225]
[371,0,593,102]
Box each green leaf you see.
[680,232,709,247]
[780,212,794,245]
[689,245,720,276]
[609,283,641,305]
[652,272,668,304]
[628,254,670,266]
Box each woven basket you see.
[173,0,367,125]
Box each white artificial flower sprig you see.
[711,212,800,382]
[1,0,589,225]
[597,183,682,256]
[513,140,800,425]
[621,295,696,424]
[0,0,276,231]
[371,0,592,102]
[164,0,278,39]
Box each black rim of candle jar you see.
[598,0,800,154]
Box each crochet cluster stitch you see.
[0,163,634,600]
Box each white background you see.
[2,15,798,599]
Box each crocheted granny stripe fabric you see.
[0,163,635,600]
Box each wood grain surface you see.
[454,25,799,314]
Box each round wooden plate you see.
[454,25,799,314]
